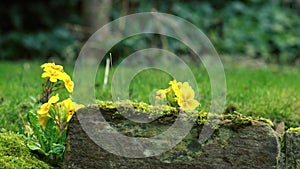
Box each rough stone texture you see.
[285,131,300,168]
[64,107,280,169]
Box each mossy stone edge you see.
[65,101,282,169]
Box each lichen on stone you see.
[66,102,281,168]
[196,111,274,129]
[287,127,300,132]
[196,111,209,125]
[253,117,273,127]
[97,100,178,119]
[96,101,274,129]
[97,100,116,110]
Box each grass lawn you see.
[0,58,300,132]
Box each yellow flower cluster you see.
[41,63,74,93]
[156,80,200,111]
[61,98,76,122]
[37,94,75,130]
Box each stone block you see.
[64,104,280,169]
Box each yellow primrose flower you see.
[37,94,59,115]
[38,115,48,130]
[53,65,63,71]
[62,98,75,112]
[65,80,74,93]
[37,94,59,129]
[41,68,64,82]
[178,82,199,111]
[41,62,63,72]
[164,87,172,93]
[156,90,166,100]
[61,98,75,122]
[169,80,182,102]
[37,103,52,130]
[61,73,74,93]
[48,94,60,103]
[37,103,51,116]
[41,63,55,69]
[75,103,85,111]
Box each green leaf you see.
[44,118,58,149]
[27,142,47,155]
[28,110,47,152]
[51,143,65,155]
[57,129,67,145]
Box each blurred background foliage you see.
[0,0,80,61]
[0,0,299,64]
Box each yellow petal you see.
[53,64,63,71]
[49,94,59,104]
[62,98,75,122]
[62,98,75,112]
[163,87,172,93]
[38,115,48,130]
[169,80,182,98]
[177,97,183,106]
[61,72,74,93]
[41,62,63,72]
[42,67,63,82]
[181,99,199,111]
[41,63,55,69]
[49,76,58,82]
[181,82,195,100]
[156,90,166,100]
[75,103,85,111]
[64,80,74,93]
[67,110,75,122]
[37,103,50,115]
[188,99,200,109]
[41,72,50,78]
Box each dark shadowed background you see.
[0,0,299,64]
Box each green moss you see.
[254,117,274,127]
[196,112,209,125]
[97,100,177,119]
[0,130,52,169]
[196,111,274,128]
[97,101,274,128]
[287,127,300,132]
[97,100,116,110]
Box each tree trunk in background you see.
[82,0,112,34]
[297,1,300,15]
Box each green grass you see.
[225,65,300,127]
[0,59,300,132]
[0,61,74,131]
[0,61,42,131]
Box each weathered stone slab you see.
[64,104,280,169]
[285,131,300,168]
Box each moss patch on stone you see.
[98,100,177,118]
[97,100,274,128]
[66,104,280,168]
[0,130,52,169]
[91,100,277,162]
[196,111,274,127]
[287,127,300,132]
